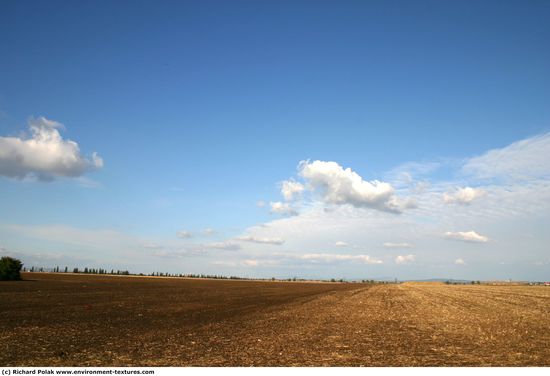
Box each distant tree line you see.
[21,264,400,283]
[445,280,481,285]
[23,266,131,275]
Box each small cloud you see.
[444,231,489,243]
[443,187,486,205]
[383,242,413,249]
[205,241,241,251]
[454,258,466,265]
[270,201,298,216]
[235,235,285,245]
[203,228,216,236]
[256,200,266,208]
[395,254,416,264]
[335,241,349,247]
[281,180,305,201]
[243,259,259,267]
[176,230,193,239]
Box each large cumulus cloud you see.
[0,117,103,181]
[298,160,414,213]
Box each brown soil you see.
[1,273,549,366]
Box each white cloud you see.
[462,132,550,181]
[298,160,411,213]
[256,200,266,208]
[203,228,216,236]
[443,187,486,205]
[270,201,298,216]
[281,180,305,201]
[300,253,383,264]
[235,235,285,245]
[205,241,241,251]
[395,254,416,264]
[335,241,349,247]
[444,231,489,243]
[383,242,413,248]
[0,117,103,181]
[455,258,466,265]
[176,230,192,239]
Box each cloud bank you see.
[462,133,550,181]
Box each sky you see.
[0,0,549,281]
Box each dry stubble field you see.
[1,272,549,366]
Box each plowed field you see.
[1,273,549,366]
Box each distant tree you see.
[64,266,68,273]
[0,256,23,281]
[73,267,79,273]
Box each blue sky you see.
[1,0,549,280]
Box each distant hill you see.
[408,278,472,283]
